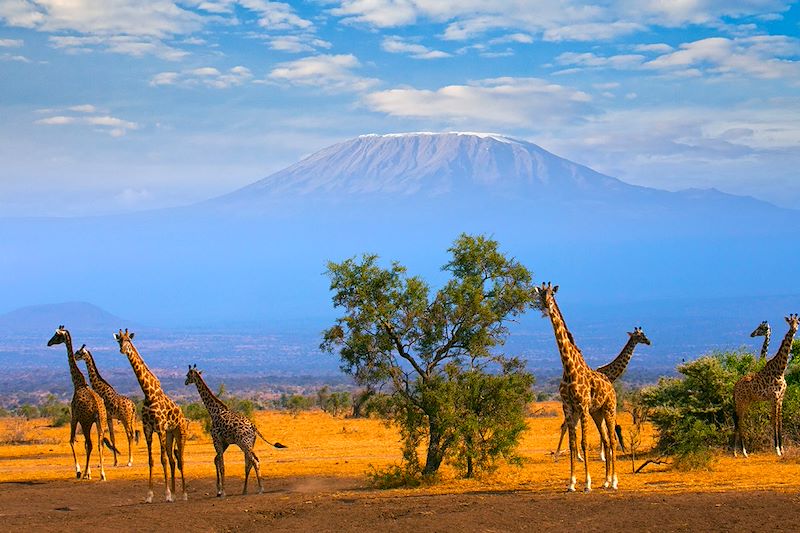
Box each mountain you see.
[211,132,777,212]
[0,132,796,352]
[0,302,133,336]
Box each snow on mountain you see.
[215,132,643,203]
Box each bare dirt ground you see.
[4,409,800,531]
[2,476,799,532]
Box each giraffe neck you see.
[63,332,88,390]
[545,295,588,376]
[759,330,771,361]
[764,326,798,376]
[81,351,111,391]
[597,336,638,382]
[124,342,162,399]
[191,374,226,416]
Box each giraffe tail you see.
[615,424,626,452]
[103,437,122,455]
[255,427,287,449]
[134,429,141,445]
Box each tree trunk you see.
[350,387,375,419]
[423,418,448,476]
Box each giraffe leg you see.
[554,420,567,462]
[176,427,187,501]
[214,449,224,497]
[158,431,174,502]
[251,449,263,495]
[166,432,177,497]
[69,417,81,479]
[566,420,577,492]
[243,447,251,495]
[96,417,107,481]
[107,414,118,467]
[580,411,591,493]
[144,429,155,503]
[122,417,134,467]
[603,408,618,490]
[592,412,609,486]
[217,444,228,498]
[777,400,784,456]
[772,400,783,457]
[82,422,93,480]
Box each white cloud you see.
[632,43,673,54]
[34,109,139,136]
[114,187,152,206]
[269,54,379,92]
[327,0,792,43]
[0,38,23,47]
[0,0,202,37]
[262,34,332,53]
[381,36,451,59]
[69,104,98,113]
[239,0,312,30]
[35,115,75,125]
[364,77,593,128]
[150,65,253,88]
[555,51,645,70]
[0,52,30,62]
[644,36,800,79]
[49,35,188,60]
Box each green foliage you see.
[636,348,800,464]
[38,394,70,427]
[16,404,39,420]
[447,358,534,478]
[279,394,315,416]
[366,463,422,489]
[321,234,537,477]
[182,401,212,434]
[317,386,352,417]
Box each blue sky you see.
[1,0,799,216]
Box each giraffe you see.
[114,329,188,502]
[47,326,115,480]
[554,327,650,461]
[75,344,139,467]
[750,320,771,362]
[533,282,617,492]
[733,314,799,457]
[185,365,284,497]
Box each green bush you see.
[636,348,800,464]
[278,394,315,416]
[38,394,70,427]
[366,463,422,489]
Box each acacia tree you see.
[320,234,537,476]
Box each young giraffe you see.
[750,320,771,362]
[554,327,650,461]
[114,329,188,502]
[47,326,114,480]
[733,314,799,457]
[75,344,139,467]
[533,282,617,492]
[185,365,284,497]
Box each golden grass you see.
[2,402,799,494]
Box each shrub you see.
[366,463,421,489]
[635,348,800,461]
[38,394,70,427]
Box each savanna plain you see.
[2,404,799,532]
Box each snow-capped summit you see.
[217,132,640,203]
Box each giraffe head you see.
[185,364,202,386]
[750,320,770,338]
[114,328,136,357]
[786,314,799,334]
[47,325,68,347]
[532,282,558,317]
[74,343,91,362]
[629,327,651,346]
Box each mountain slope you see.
[211,132,780,213]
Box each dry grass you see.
[2,402,799,494]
